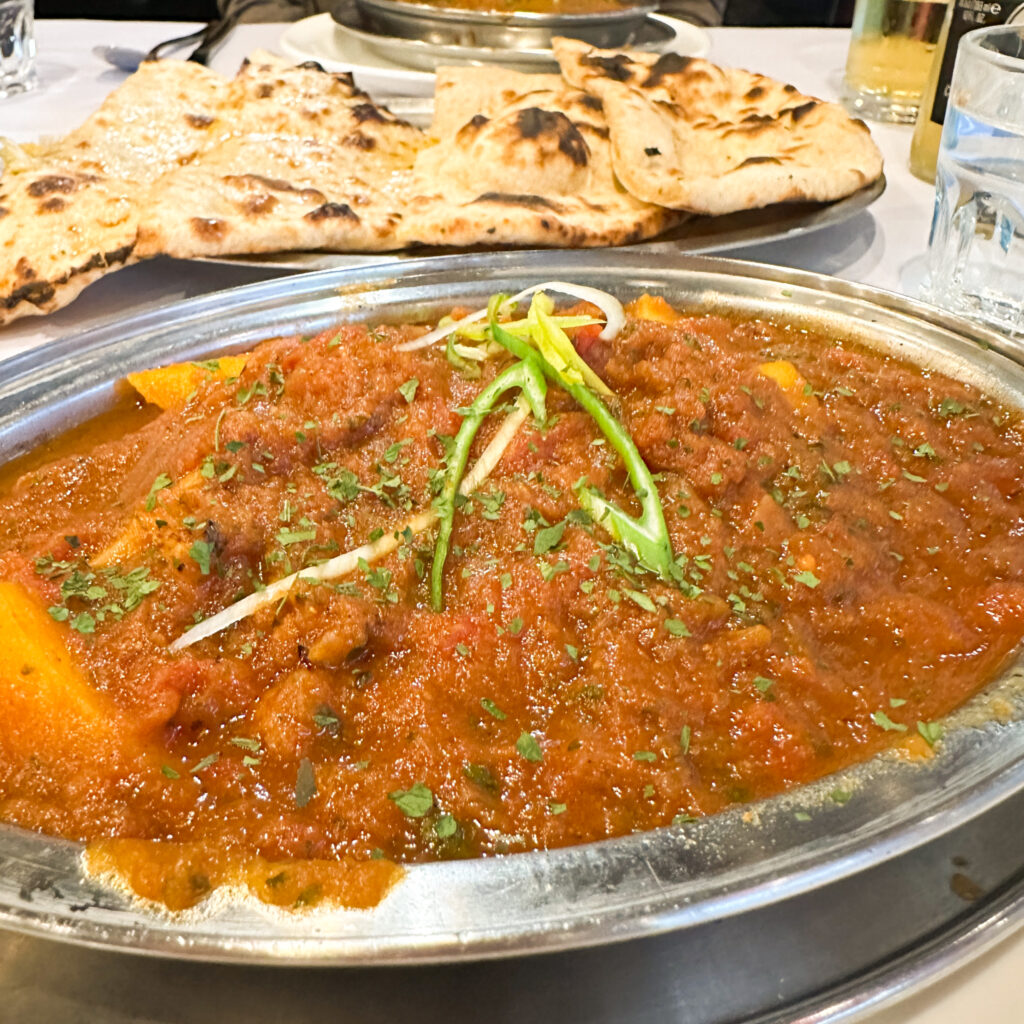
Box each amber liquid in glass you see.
[843,0,949,123]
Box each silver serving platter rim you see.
[196,176,885,272]
[353,0,658,29]
[0,250,1022,967]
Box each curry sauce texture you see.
[0,295,1022,910]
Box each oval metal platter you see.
[0,250,1022,969]
[197,176,885,272]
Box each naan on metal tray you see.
[135,51,424,258]
[552,37,883,216]
[401,65,684,249]
[0,164,137,327]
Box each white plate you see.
[279,12,711,97]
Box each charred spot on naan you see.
[515,108,590,167]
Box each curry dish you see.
[0,286,1022,911]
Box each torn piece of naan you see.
[399,65,684,249]
[134,52,425,258]
[552,37,883,216]
[0,165,137,326]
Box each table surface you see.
[0,18,1021,1024]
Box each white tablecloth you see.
[0,19,1020,1024]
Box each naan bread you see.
[135,53,425,258]
[135,133,408,258]
[49,60,230,184]
[401,66,683,249]
[0,166,137,326]
[552,38,883,216]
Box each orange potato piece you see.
[0,581,138,765]
[127,355,248,410]
[758,360,819,409]
[628,294,684,324]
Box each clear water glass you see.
[0,0,36,98]
[925,24,1024,338]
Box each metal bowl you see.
[347,0,657,51]
[0,251,1023,974]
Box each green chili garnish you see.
[430,292,676,610]
[431,357,547,611]
[494,297,675,580]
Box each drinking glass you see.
[0,0,36,98]
[842,0,950,123]
[925,24,1024,339]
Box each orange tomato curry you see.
[0,294,1022,911]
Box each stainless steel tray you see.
[3,783,1023,1022]
[0,251,1023,972]
[349,0,656,51]
[197,176,885,272]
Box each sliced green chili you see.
[431,357,547,611]
[493,298,675,581]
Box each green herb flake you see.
[632,750,657,763]
[313,706,341,733]
[549,802,567,815]
[794,811,812,822]
[230,736,261,753]
[679,725,691,754]
[793,570,820,588]
[277,526,317,546]
[189,539,214,576]
[664,618,690,637]
[533,520,566,556]
[388,781,434,818]
[830,788,852,805]
[622,588,657,613]
[917,720,944,746]
[870,710,908,732]
[434,813,458,839]
[508,616,524,636]
[144,473,173,511]
[398,378,420,403]
[565,644,579,662]
[161,764,180,780]
[672,812,698,826]
[753,675,775,694]
[516,731,543,763]
[481,697,507,721]
[190,752,220,774]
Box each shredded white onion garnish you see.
[395,281,625,352]
[170,399,530,652]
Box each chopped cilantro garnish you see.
[793,570,820,588]
[917,721,944,746]
[624,588,656,612]
[434,814,458,838]
[516,731,543,763]
[144,473,172,511]
[388,781,433,818]
[679,725,691,754]
[632,750,656,762]
[481,697,506,720]
[870,710,907,732]
[533,520,566,556]
[189,539,214,575]
[399,378,420,403]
